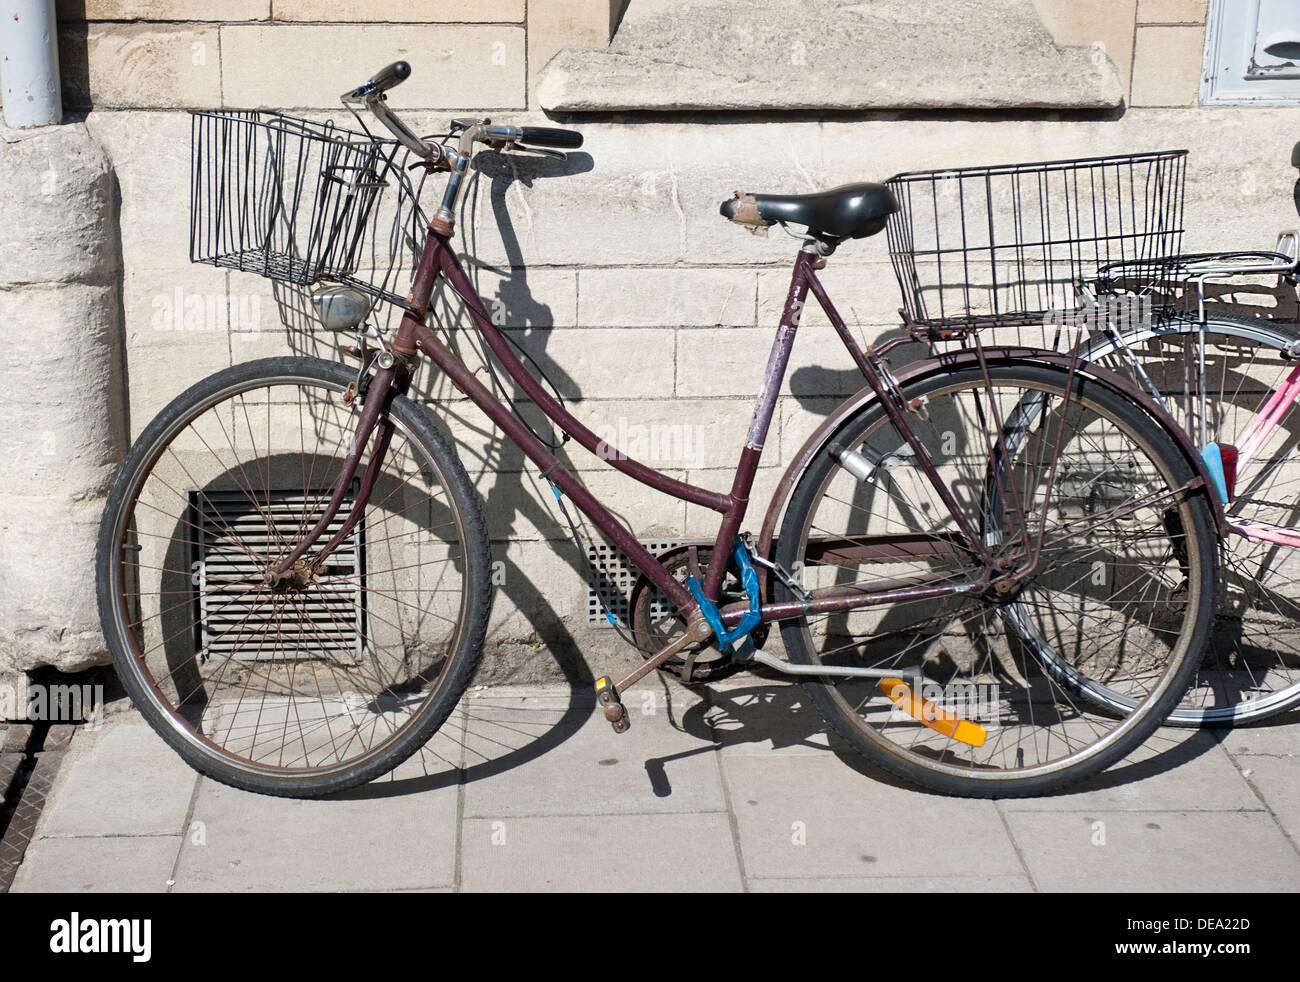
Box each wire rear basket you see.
[885,150,1188,336]
[190,111,399,287]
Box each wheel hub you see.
[267,558,315,593]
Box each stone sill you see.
[537,0,1124,114]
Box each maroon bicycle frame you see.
[278,230,993,637]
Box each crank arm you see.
[615,611,713,693]
[597,611,714,734]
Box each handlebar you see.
[342,61,583,235]
[341,60,411,101]
[342,62,583,163]
[483,124,584,150]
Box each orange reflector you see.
[878,678,987,747]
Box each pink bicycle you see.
[96,64,1219,797]
[1075,226,1300,725]
[887,147,1300,727]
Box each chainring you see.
[628,543,768,684]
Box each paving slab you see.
[702,680,837,757]
[171,712,466,893]
[11,835,182,893]
[749,873,1034,892]
[461,687,726,817]
[37,717,198,837]
[1000,732,1261,812]
[171,775,459,892]
[1004,810,1300,892]
[722,753,1024,880]
[1219,721,1300,758]
[459,813,743,891]
[1237,754,1300,846]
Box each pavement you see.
[8,679,1300,893]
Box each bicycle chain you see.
[1232,496,1298,511]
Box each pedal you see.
[594,676,630,734]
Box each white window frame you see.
[1202,0,1300,105]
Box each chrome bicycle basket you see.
[885,149,1188,336]
[189,111,399,286]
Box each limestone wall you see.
[0,121,125,675]
[13,0,1300,681]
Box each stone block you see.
[577,267,756,328]
[1137,0,1207,24]
[1032,0,1137,92]
[220,25,525,109]
[538,0,1123,112]
[60,23,223,110]
[59,0,269,18]
[271,0,523,21]
[0,121,118,285]
[527,0,620,107]
[1131,25,1205,107]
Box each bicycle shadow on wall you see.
[271,147,664,797]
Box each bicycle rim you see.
[100,361,481,786]
[776,364,1212,792]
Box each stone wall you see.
[16,0,1300,682]
[0,121,125,677]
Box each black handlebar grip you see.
[370,61,412,95]
[517,126,583,150]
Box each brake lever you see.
[407,143,451,172]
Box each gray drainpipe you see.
[0,0,62,127]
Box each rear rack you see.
[885,149,1189,341]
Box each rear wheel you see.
[97,357,492,797]
[774,362,1216,796]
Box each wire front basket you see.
[190,111,399,288]
[885,150,1188,336]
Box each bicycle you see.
[1081,245,1300,726]
[915,142,1300,727]
[96,63,1219,798]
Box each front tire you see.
[97,357,492,797]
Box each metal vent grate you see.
[192,487,365,662]
[584,539,681,627]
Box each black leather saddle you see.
[720,183,898,239]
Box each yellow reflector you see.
[878,677,987,747]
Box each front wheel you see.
[96,357,492,797]
[774,362,1217,797]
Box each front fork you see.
[269,357,406,582]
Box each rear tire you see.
[774,362,1216,797]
